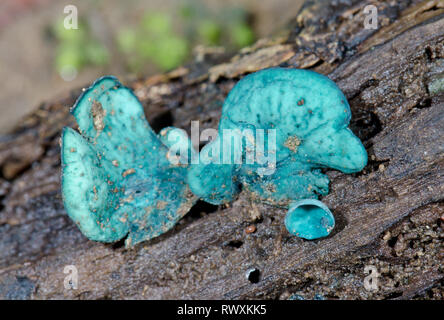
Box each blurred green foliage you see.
[52,19,109,74]
[52,3,256,75]
[117,5,255,73]
[183,4,255,49]
[117,12,188,71]
[197,20,222,46]
[229,22,255,48]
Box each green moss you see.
[428,74,444,95]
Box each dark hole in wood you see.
[111,235,127,250]
[150,110,174,133]
[350,110,382,142]
[0,196,5,212]
[387,235,398,248]
[247,268,261,283]
[416,98,432,109]
[226,240,243,249]
[187,200,219,220]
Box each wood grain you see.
[0,0,442,299]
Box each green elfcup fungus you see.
[61,76,197,247]
[188,68,367,207]
[285,199,335,240]
[61,67,367,246]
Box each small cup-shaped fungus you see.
[285,199,335,240]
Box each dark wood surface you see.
[0,0,443,299]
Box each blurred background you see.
[0,0,304,134]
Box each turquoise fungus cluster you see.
[61,68,367,247]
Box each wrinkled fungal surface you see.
[61,76,197,247]
[61,68,367,246]
[188,68,368,207]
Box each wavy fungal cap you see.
[61,76,196,247]
[188,68,367,206]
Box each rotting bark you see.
[0,0,443,299]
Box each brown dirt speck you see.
[122,168,136,178]
[245,225,257,234]
[284,135,301,153]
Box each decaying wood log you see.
[0,0,443,299]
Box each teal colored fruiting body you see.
[188,68,367,207]
[61,76,197,247]
[61,68,367,245]
[285,199,335,240]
